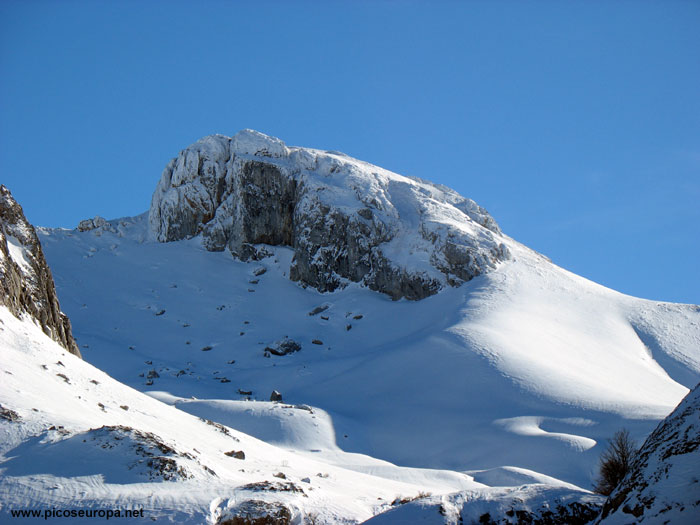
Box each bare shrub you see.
[594,428,637,495]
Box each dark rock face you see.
[0,186,80,357]
[270,390,283,402]
[596,382,700,524]
[150,130,510,301]
[476,501,601,525]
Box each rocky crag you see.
[149,130,510,300]
[0,185,80,357]
[596,382,700,524]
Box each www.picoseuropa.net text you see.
[10,508,145,520]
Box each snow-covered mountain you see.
[2,130,699,523]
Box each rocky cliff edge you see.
[149,130,510,300]
[0,185,80,357]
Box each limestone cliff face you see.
[0,186,80,357]
[149,130,510,300]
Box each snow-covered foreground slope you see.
[1,305,507,523]
[37,211,700,491]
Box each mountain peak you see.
[149,131,509,300]
[231,129,288,157]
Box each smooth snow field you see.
[1,210,698,523]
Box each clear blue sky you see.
[1,1,698,304]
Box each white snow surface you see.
[0,306,484,523]
[2,134,698,522]
[5,234,33,275]
[32,211,699,489]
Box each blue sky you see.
[1,1,698,304]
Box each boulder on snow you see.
[77,215,109,232]
[264,338,301,356]
[270,390,283,402]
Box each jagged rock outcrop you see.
[596,383,700,524]
[149,130,510,300]
[0,185,80,357]
[77,215,109,232]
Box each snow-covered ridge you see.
[149,130,510,300]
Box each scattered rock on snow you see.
[214,499,292,525]
[77,216,110,232]
[270,390,283,402]
[308,305,329,316]
[264,338,301,356]
[0,404,21,422]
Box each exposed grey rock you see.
[77,215,109,232]
[596,382,700,524]
[0,185,80,357]
[0,404,22,422]
[149,130,510,301]
[308,305,329,316]
[264,338,301,357]
[216,499,292,525]
[270,390,283,402]
[365,485,602,524]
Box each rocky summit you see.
[0,185,80,356]
[149,130,510,300]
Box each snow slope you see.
[0,305,493,523]
[5,130,696,522]
[37,201,700,491]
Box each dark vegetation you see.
[594,428,637,496]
